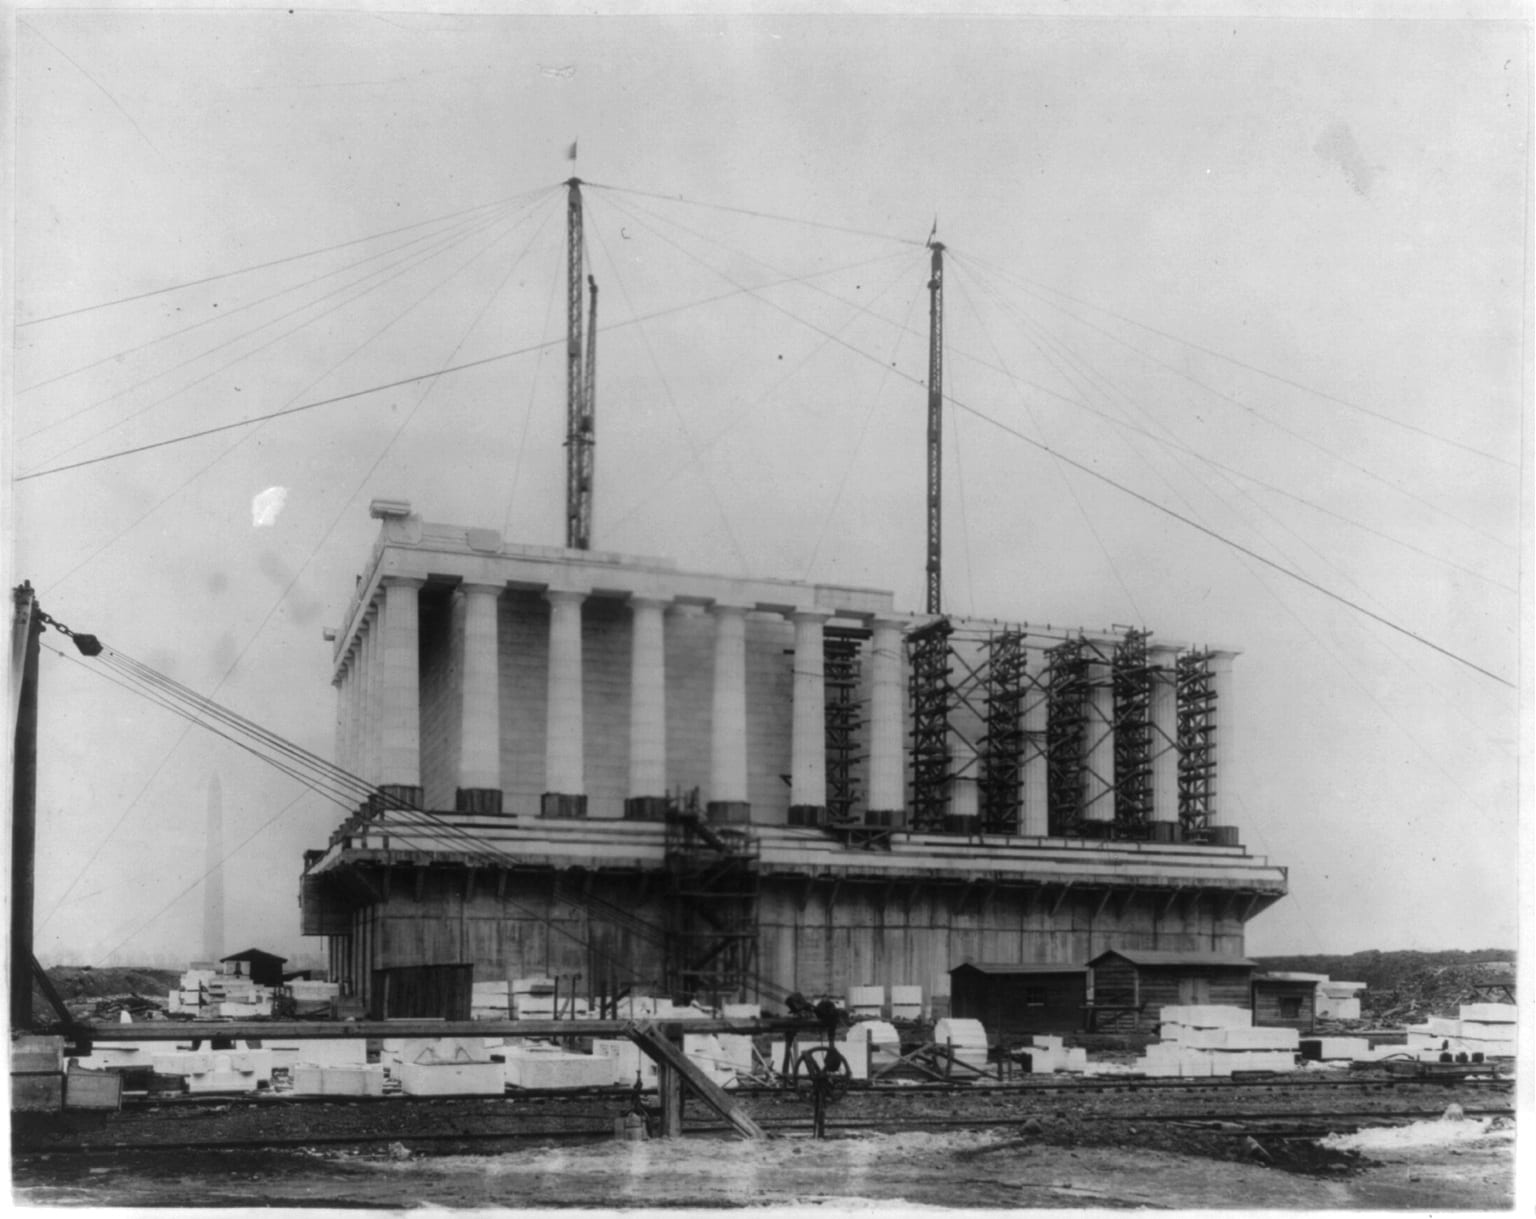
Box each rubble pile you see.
[1362,962,1515,1026]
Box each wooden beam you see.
[956,878,977,915]
[496,870,508,900]
[796,875,815,914]
[1117,886,1137,919]
[903,881,925,919]
[1159,887,1182,920]
[1091,887,1112,923]
[1049,881,1074,918]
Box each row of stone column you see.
[334,579,911,823]
[1003,643,1232,834]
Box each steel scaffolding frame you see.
[906,617,954,832]
[1176,650,1215,839]
[663,790,761,1002]
[980,630,1026,834]
[824,629,866,826]
[1112,629,1154,836]
[1045,637,1089,835]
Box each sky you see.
[4,2,1529,969]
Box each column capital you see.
[869,615,908,633]
[544,587,587,607]
[457,581,505,599]
[790,607,834,626]
[628,593,672,612]
[380,575,426,591]
[709,600,751,616]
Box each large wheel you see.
[795,1045,852,1101]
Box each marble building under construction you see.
[299,498,1287,1019]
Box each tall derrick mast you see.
[565,178,595,550]
[925,237,945,615]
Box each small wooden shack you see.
[1087,949,1257,1030]
[1251,972,1322,1031]
[948,962,1088,1038]
[370,963,474,1021]
[220,948,287,988]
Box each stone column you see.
[1148,643,1182,842]
[378,577,424,806]
[789,609,831,826]
[542,589,587,818]
[1081,658,1115,829]
[365,610,382,798]
[947,737,980,834]
[708,603,751,824]
[357,614,375,795]
[626,595,669,821]
[1020,650,1050,836]
[866,617,906,828]
[456,583,503,814]
[1207,650,1239,844]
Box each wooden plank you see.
[77,1017,777,1042]
[625,1022,766,1140]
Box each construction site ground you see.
[12,1071,1515,1209]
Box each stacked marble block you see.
[502,1043,618,1089]
[511,977,555,1020]
[847,1020,902,1073]
[385,1037,504,1096]
[890,986,923,1021]
[592,1038,658,1088]
[472,981,510,1021]
[848,987,885,1020]
[1404,1003,1517,1060]
[1139,1005,1299,1077]
[1020,1035,1088,1074]
[154,1048,274,1093]
[271,1039,382,1096]
[932,1018,990,1073]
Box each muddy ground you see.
[10,1073,1516,1210]
[12,1124,1515,1210]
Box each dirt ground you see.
[11,1121,1516,1210]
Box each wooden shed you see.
[948,962,1088,1039]
[1251,972,1321,1032]
[220,948,287,988]
[370,963,474,1021]
[1086,949,1257,1030]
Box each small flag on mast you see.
[568,141,578,162]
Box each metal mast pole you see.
[925,238,945,615]
[565,177,589,550]
[11,583,41,1030]
[576,274,597,550]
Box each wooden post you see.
[10,585,41,1032]
[658,1022,684,1137]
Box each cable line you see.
[953,253,1515,551]
[17,188,552,328]
[585,179,926,248]
[981,258,1516,468]
[951,397,1515,688]
[22,201,533,471]
[17,196,528,400]
[583,226,1509,688]
[17,247,901,486]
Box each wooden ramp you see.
[625,1021,767,1140]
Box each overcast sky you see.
[5,3,1528,968]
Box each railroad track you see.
[13,1103,1514,1157]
